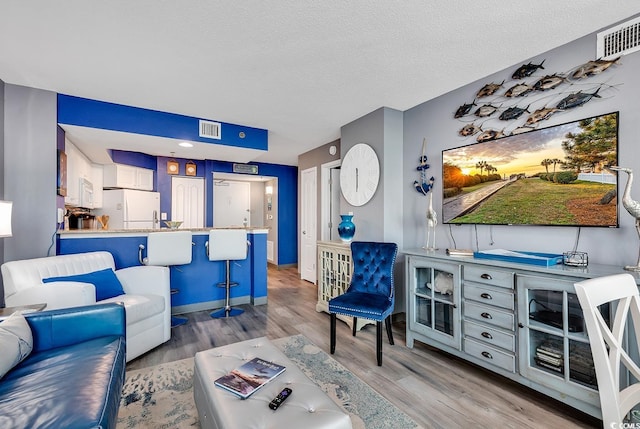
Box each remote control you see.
[268,387,292,410]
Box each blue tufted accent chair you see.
[328,241,398,366]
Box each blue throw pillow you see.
[43,268,125,301]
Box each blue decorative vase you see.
[338,214,356,242]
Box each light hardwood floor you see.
[127,266,600,428]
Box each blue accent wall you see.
[57,94,298,266]
[57,94,268,151]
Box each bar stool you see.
[139,230,193,327]
[206,229,249,318]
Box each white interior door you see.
[171,177,205,228]
[301,167,317,283]
[214,180,251,227]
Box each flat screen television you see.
[442,112,618,227]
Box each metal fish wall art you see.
[476,129,505,143]
[458,122,483,137]
[452,54,620,138]
[504,83,534,97]
[525,106,560,125]
[454,99,476,118]
[510,125,536,135]
[556,87,601,110]
[533,74,566,91]
[476,81,504,98]
[499,105,530,121]
[474,103,500,118]
[512,60,545,79]
[571,57,621,79]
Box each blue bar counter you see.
[57,228,268,314]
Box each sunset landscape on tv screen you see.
[442,112,618,227]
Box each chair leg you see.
[352,317,358,336]
[385,317,394,345]
[376,321,383,366]
[211,259,244,319]
[330,313,337,354]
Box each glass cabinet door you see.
[408,258,461,349]
[517,275,601,407]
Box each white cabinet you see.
[315,241,373,331]
[403,249,634,420]
[64,139,96,207]
[91,164,104,208]
[103,164,154,191]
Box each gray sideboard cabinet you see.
[404,248,638,419]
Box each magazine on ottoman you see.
[214,357,286,399]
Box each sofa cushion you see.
[0,312,33,379]
[102,293,165,324]
[0,335,126,429]
[43,268,125,301]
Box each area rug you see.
[117,334,419,429]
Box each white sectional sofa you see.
[1,251,171,362]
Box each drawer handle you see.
[481,351,493,359]
[481,312,492,319]
[481,331,493,339]
[480,293,492,300]
[481,273,492,280]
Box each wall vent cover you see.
[597,16,640,59]
[199,120,221,139]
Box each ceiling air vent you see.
[597,16,640,59]
[199,120,221,139]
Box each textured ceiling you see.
[1,1,639,166]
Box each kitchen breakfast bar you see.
[57,228,268,314]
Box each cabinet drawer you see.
[464,320,516,352]
[464,283,514,310]
[464,266,514,289]
[464,338,516,373]
[464,301,515,330]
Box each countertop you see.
[59,227,269,235]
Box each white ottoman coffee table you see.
[194,336,352,429]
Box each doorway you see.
[171,176,205,228]
[300,167,317,283]
[213,180,251,227]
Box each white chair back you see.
[144,231,193,266]
[574,273,640,426]
[207,230,248,261]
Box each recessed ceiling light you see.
[179,142,193,148]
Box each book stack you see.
[446,248,474,257]
[534,343,564,373]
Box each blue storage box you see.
[473,249,563,267]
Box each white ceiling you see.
[2,2,639,166]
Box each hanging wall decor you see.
[167,159,179,175]
[413,138,435,195]
[452,55,622,142]
[186,161,197,176]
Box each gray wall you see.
[340,107,405,313]
[403,15,640,267]
[3,84,58,264]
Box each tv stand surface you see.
[403,248,638,420]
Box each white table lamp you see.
[0,201,13,238]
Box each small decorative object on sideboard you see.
[337,213,355,242]
[563,251,588,267]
